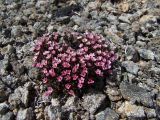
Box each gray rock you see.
[16,108,33,120]
[0,83,10,102]
[45,105,61,120]
[8,82,33,108]
[120,81,153,107]
[122,61,139,75]
[118,23,130,31]
[82,92,106,114]
[1,112,14,120]
[119,15,131,24]
[11,26,22,37]
[62,96,77,111]
[145,108,156,118]
[71,16,86,26]
[95,108,119,120]
[118,101,145,119]
[138,49,155,60]
[0,102,9,115]
[107,14,118,24]
[28,68,39,79]
[125,46,139,62]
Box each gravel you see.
[0,0,160,119]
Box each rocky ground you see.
[0,0,160,120]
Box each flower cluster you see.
[33,32,117,96]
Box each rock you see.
[51,98,60,107]
[0,102,9,115]
[125,46,139,62]
[11,26,22,37]
[82,92,106,114]
[122,61,139,75]
[87,1,101,11]
[45,105,61,120]
[8,82,33,108]
[1,112,14,120]
[138,49,155,60]
[118,101,145,119]
[16,108,33,120]
[95,108,119,120]
[28,68,39,79]
[119,15,131,24]
[0,83,10,102]
[118,2,130,12]
[118,23,130,31]
[63,96,77,111]
[120,81,153,107]
[105,87,122,102]
[145,108,156,118]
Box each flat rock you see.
[1,112,14,120]
[16,108,33,120]
[82,92,106,114]
[120,81,153,107]
[96,108,119,120]
[118,101,145,119]
[122,61,139,75]
[45,105,61,120]
[138,49,155,60]
[0,102,9,115]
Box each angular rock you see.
[122,61,139,75]
[16,108,33,120]
[138,49,155,60]
[96,108,119,120]
[45,105,61,120]
[82,92,106,114]
[0,102,9,115]
[145,108,156,118]
[120,81,153,107]
[8,82,33,108]
[1,112,14,120]
[118,101,145,119]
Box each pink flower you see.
[72,74,78,80]
[86,41,91,45]
[43,51,50,55]
[62,70,67,76]
[79,43,83,48]
[88,79,94,84]
[95,69,103,77]
[48,46,54,50]
[62,62,70,68]
[78,83,83,88]
[72,64,79,73]
[82,38,87,43]
[41,60,48,66]
[81,72,86,77]
[65,84,71,89]
[46,54,51,59]
[43,68,48,74]
[68,90,75,96]
[49,69,56,77]
[71,57,76,62]
[43,78,48,83]
[52,63,58,68]
[51,50,56,54]
[44,87,53,97]
[97,50,102,55]
[57,76,63,82]
[36,63,43,68]
[78,77,85,83]
[66,70,71,75]
[33,56,38,62]
[83,47,88,52]
[65,75,71,81]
